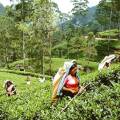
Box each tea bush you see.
[97,29,119,39]
[0,64,120,120]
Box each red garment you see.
[64,75,79,90]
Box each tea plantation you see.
[0,64,120,120]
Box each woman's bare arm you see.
[62,87,77,93]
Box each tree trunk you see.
[48,31,52,75]
[67,39,70,59]
[118,11,120,39]
[22,0,26,72]
[5,46,8,68]
[108,8,112,55]
[22,31,26,72]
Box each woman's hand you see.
[79,86,86,93]
[63,87,79,94]
[70,89,75,93]
[70,89,78,94]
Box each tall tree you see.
[15,0,33,71]
[30,0,54,76]
[95,0,111,31]
[0,16,15,67]
[96,0,120,32]
[71,0,88,16]
[111,0,120,38]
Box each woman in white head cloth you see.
[57,60,84,98]
[51,60,85,105]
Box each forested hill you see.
[0,3,4,15]
[72,6,96,26]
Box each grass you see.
[7,57,98,76]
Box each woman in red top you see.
[62,63,84,97]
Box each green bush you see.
[0,69,51,79]
[95,40,119,61]
[0,64,119,120]
[97,29,119,39]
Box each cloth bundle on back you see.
[98,54,116,71]
[51,67,65,105]
[51,60,80,105]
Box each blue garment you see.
[57,62,80,96]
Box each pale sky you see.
[53,0,101,13]
[0,0,101,13]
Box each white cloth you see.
[98,54,116,71]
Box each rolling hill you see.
[0,3,4,15]
[71,6,97,26]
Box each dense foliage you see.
[0,64,119,120]
[0,0,120,119]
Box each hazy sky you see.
[0,0,101,13]
[53,0,101,13]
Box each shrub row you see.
[0,64,119,120]
[0,69,52,79]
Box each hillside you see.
[71,6,96,26]
[97,29,120,39]
[0,3,4,15]
[7,58,98,76]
